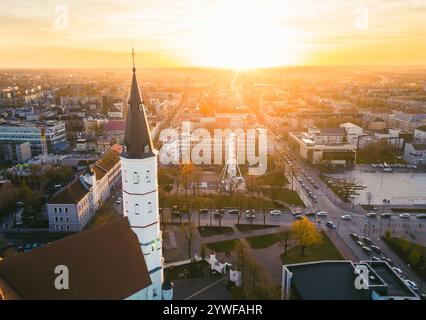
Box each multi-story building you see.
[289,128,357,166]
[0,141,32,164]
[0,120,67,155]
[404,143,426,167]
[413,126,426,143]
[46,145,122,232]
[387,113,426,133]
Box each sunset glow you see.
[1,0,426,68]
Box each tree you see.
[330,178,364,202]
[0,185,24,225]
[366,192,373,206]
[200,243,207,261]
[278,227,293,256]
[181,223,197,259]
[384,229,392,239]
[409,249,421,265]
[291,217,322,256]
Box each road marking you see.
[184,277,226,300]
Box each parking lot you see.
[327,170,426,205]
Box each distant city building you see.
[0,141,31,164]
[387,113,426,133]
[108,102,124,118]
[289,128,357,166]
[46,145,122,232]
[0,120,67,155]
[413,126,426,143]
[403,143,426,167]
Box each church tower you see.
[120,50,166,300]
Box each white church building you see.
[0,60,173,300]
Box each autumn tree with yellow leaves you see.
[291,217,322,257]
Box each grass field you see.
[281,232,343,265]
[206,239,239,252]
[261,187,304,206]
[197,226,234,237]
[246,233,282,249]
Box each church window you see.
[124,170,128,182]
[133,172,139,184]
[144,145,150,154]
[147,201,152,213]
[145,170,151,183]
[135,204,140,215]
[153,288,158,298]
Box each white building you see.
[404,143,426,166]
[413,126,426,143]
[46,145,122,232]
[340,122,363,145]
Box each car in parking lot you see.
[341,215,352,220]
[270,210,281,216]
[381,257,393,265]
[245,213,255,219]
[399,213,410,219]
[228,209,239,214]
[392,267,403,277]
[416,214,426,219]
[405,279,419,291]
[371,245,382,254]
[199,208,209,214]
[380,213,392,218]
[294,215,303,220]
[326,221,337,229]
[362,246,372,255]
[356,240,364,247]
[362,237,373,245]
[350,233,359,240]
[292,211,301,216]
[316,211,327,217]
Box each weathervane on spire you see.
[132,47,136,72]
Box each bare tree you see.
[180,223,197,259]
[366,192,373,206]
[278,227,293,256]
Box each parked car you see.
[199,208,209,214]
[316,211,327,217]
[381,257,393,265]
[362,246,372,255]
[362,237,373,245]
[371,245,382,254]
[356,240,364,247]
[341,215,352,220]
[366,212,378,218]
[115,199,122,204]
[350,233,359,240]
[228,209,239,214]
[294,215,303,220]
[405,279,419,291]
[326,221,337,229]
[416,214,426,219]
[292,211,301,216]
[270,210,281,216]
[399,213,410,219]
[380,213,392,218]
[372,256,382,262]
[392,267,403,276]
[383,168,393,173]
[305,212,315,217]
[245,213,255,219]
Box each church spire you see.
[123,49,155,159]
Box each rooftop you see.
[0,217,151,300]
[47,178,89,204]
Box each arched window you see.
[147,201,152,213]
[133,172,139,184]
[135,204,140,215]
[124,170,128,182]
[145,170,151,183]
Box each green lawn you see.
[85,200,121,230]
[246,233,282,249]
[261,187,304,206]
[281,232,343,265]
[197,226,234,238]
[236,224,278,233]
[206,239,239,252]
[390,208,426,213]
[382,236,426,280]
[256,171,289,186]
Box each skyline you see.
[1,0,426,69]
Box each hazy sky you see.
[1,0,426,68]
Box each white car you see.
[341,215,352,220]
[392,267,403,276]
[366,212,378,218]
[405,279,419,291]
[399,213,410,219]
[270,210,281,216]
[316,211,327,217]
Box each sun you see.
[189,1,304,70]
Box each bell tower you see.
[120,49,166,300]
